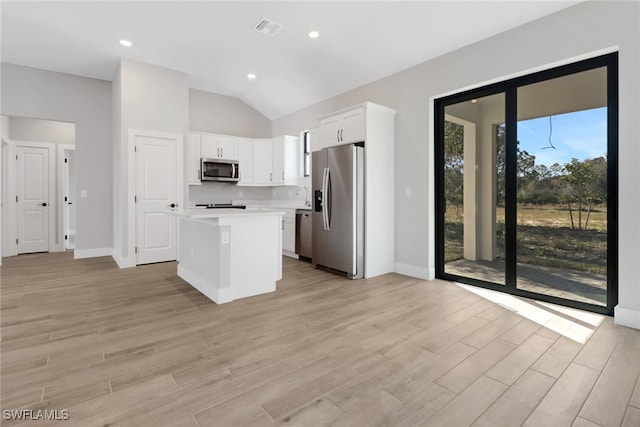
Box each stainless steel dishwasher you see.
[295,209,312,259]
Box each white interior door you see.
[136,134,178,265]
[17,146,49,254]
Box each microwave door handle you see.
[232,163,236,179]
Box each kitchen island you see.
[168,208,284,304]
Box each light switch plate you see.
[405,186,412,197]
[80,190,88,198]
[221,231,229,244]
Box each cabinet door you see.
[282,216,295,253]
[340,107,365,144]
[252,138,273,185]
[237,138,253,185]
[186,133,201,185]
[217,135,238,160]
[200,134,219,158]
[272,137,285,185]
[319,115,341,151]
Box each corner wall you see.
[271,1,640,328]
[112,59,189,266]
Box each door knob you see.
[42,202,48,207]
[169,203,177,208]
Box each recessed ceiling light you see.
[308,31,320,39]
[247,73,256,80]
[119,39,133,47]
[471,99,478,103]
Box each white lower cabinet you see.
[281,209,297,258]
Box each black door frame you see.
[434,52,618,315]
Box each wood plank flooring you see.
[1,251,639,426]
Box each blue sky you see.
[517,107,607,168]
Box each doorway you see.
[1,116,76,257]
[435,53,618,315]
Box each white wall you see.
[9,116,75,146]
[189,89,271,137]
[272,1,640,328]
[0,63,112,252]
[113,59,189,264]
[0,115,7,264]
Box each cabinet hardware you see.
[270,172,272,181]
[282,171,284,180]
[337,129,340,142]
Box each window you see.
[303,130,311,177]
[435,52,618,315]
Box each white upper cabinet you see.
[252,138,273,185]
[185,132,298,187]
[201,133,238,160]
[186,133,202,186]
[237,138,254,186]
[318,106,365,151]
[272,135,299,186]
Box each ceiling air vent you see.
[253,18,283,36]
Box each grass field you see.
[445,204,607,275]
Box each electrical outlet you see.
[405,186,412,197]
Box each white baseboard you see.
[614,305,640,330]
[74,247,113,259]
[112,251,136,269]
[394,262,434,280]
[178,265,232,304]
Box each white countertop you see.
[164,208,285,219]
[232,199,310,210]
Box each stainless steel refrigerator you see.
[312,144,364,279]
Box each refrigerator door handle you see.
[322,167,329,231]
[326,168,331,230]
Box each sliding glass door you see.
[435,53,618,314]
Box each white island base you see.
[175,209,283,304]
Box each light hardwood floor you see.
[1,252,639,426]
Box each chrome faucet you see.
[296,185,311,207]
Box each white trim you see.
[74,247,113,259]
[177,264,233,304]
[614,305,640,330]
[126,129,184,267]
[57,144,75,251]
[112,251,135,268]
[395,262,434,280]
[14,140,58,253]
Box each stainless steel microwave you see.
[201,158,239,182]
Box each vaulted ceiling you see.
[1,1,581,120]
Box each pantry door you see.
[134,131,182,265]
